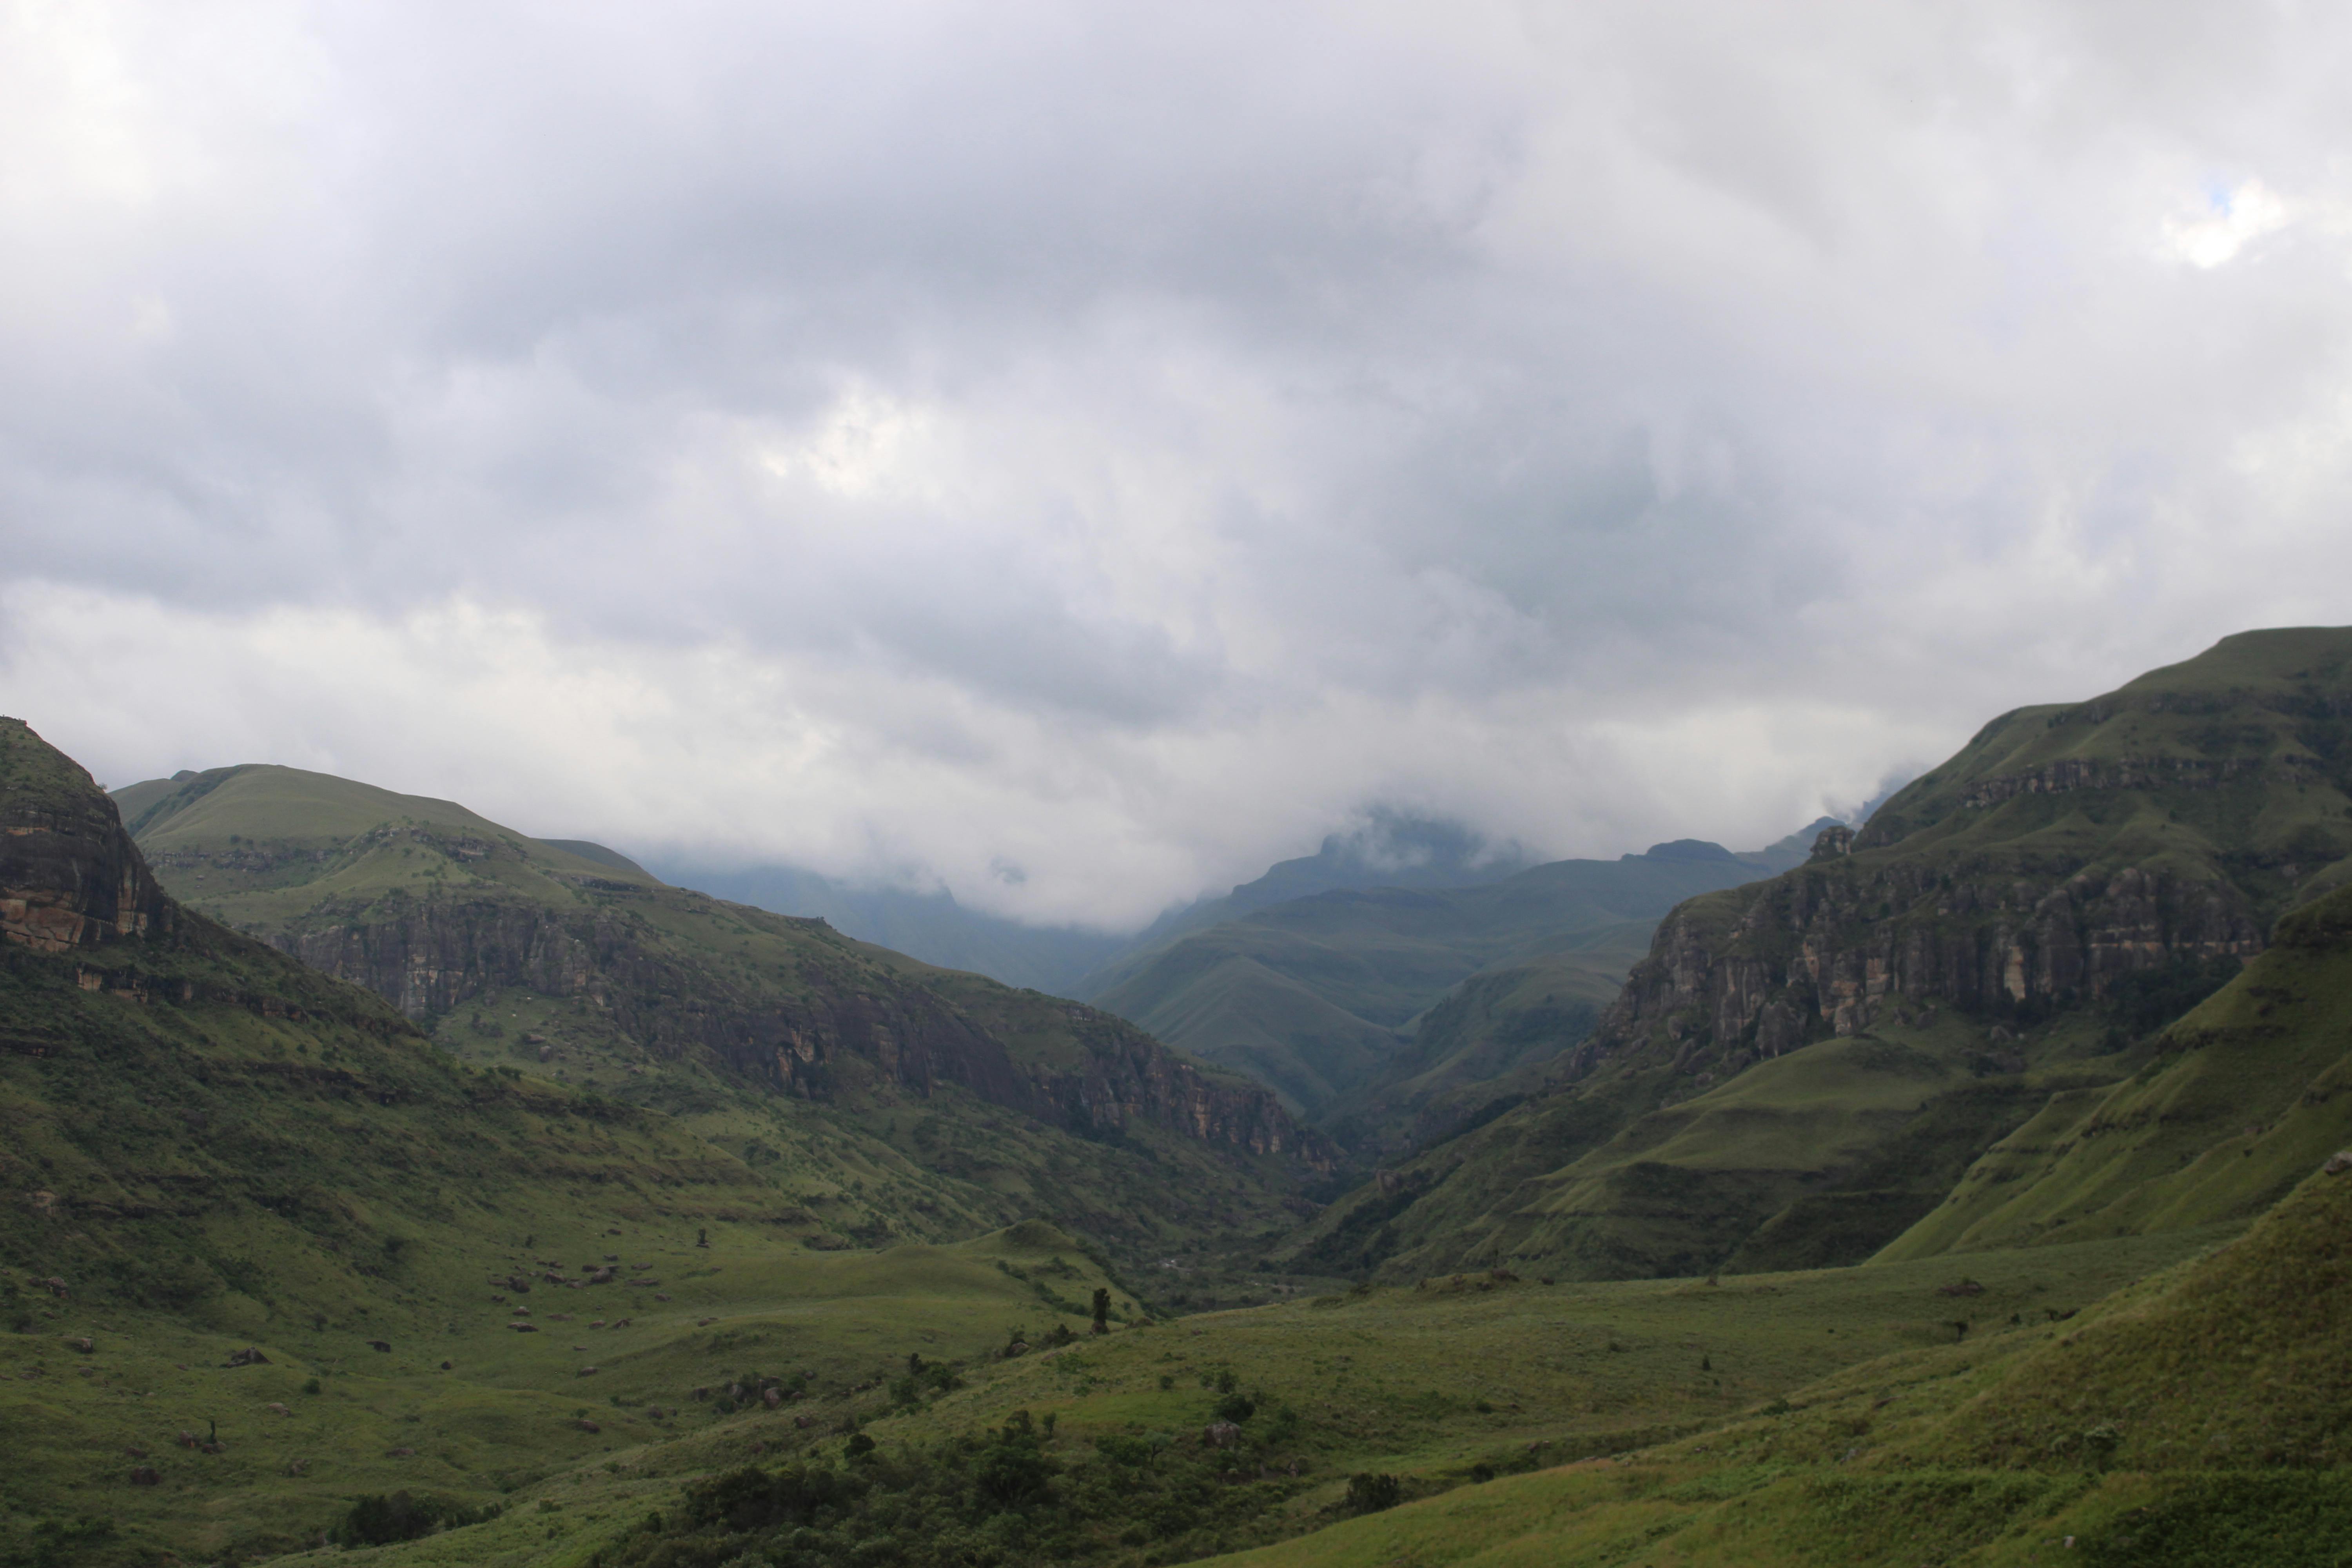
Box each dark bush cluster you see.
[889,1352,965,1409]
[330,1490,498,1547]
[607,1405,1313,1568]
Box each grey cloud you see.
[7,1,2352,924]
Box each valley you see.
[13,626,2352,1566]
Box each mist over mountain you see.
[641,860,1131,996]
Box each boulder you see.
[1204,1421,1242,1448]
[225,1346,269,1366]
[367,1340,391,1353]
[2326,1151,2352,1176]
[129,1466,160,1486]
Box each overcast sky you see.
[6,1,2351,928]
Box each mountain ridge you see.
[1080,821,1837,1137]
[105,758,1337,1267]
[1283,626,2352,1283]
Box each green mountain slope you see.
[109,762,1331,1270]
[1198,1158,2352,1568]
[1315,921,1656,1154]
[1093,812,1537,962]
[1879,877,2352,1261]
[1085,832,1825,1131]
[1292,628,2352,1282]
[0,719,1142,1562]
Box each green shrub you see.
[330,1491,494,1547]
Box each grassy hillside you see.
[250,1221,2221,1568]
[1879,878,2352,1261]
[1287,628,2352,1284]
[1086,835,1821,1132]
[110,764,1329,1279]
[0,728,1195,1564]
[1195,1158,2352,1568]
[1316,923,1655,1156]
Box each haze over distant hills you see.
[639,860,1133,997]
[1078,823,1837,1141]
[646,810,1535,998]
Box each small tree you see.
[1091,1287,1111,1334]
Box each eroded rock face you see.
[0,718,172,953]
[1581,857,2264,1071]
[1547,643,2352,1087]
[268,893,1330,1167]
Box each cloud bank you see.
[7,0,2352,927]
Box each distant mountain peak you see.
[1632,838,1736,863]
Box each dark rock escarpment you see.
[271,893,1328,1164]
[0,718,173,953]
[1578,855,2262,1071]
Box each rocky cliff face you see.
[0,718,174,953]
[251,885,1331,1167]
[1566,632,2352,1081]
[1585,839,2265,1071]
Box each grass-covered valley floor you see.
[45,1222,2205,1568]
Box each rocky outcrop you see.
[1581,857,2263,1074]
[0,718,173,953]
[1027,1004,1332,1162]
[267,891,1331,1167]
